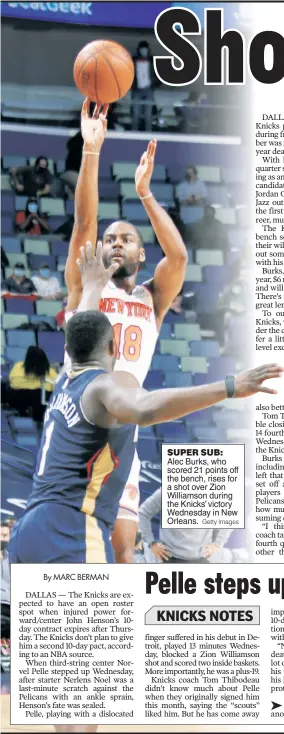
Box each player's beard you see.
[103,253,139,279]
[112,261,138,279]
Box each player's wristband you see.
[225,375,236,398]
[140,193,153,201]
[83,150,100,156]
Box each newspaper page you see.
[0,1,283,733]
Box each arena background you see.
[1,3,253,728]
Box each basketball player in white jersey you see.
[65,99,188,563]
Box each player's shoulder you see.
[89,371,139,394]
[81,370,139,427]
[109,371,140,389]
[134,279,154,302]
[83,370,110,391]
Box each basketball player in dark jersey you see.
[9,296,282,568]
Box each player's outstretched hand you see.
[81,98,109,152]
[235,363,283,398]
[135,139,157,199]
[77,240,119,289]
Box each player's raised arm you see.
[65,99,108,312]
[83,364,283,428]
[135,140,188,327]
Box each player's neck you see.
[112,273,137,294]
[70,358,109,373]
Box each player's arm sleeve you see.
[138,489,162,545]
[117,505,138,522]
[65,154,100,312]
[140,195,188,322]
[117,451,140,521]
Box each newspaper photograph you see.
[0,1,283,732]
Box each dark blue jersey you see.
[28,368,136,528]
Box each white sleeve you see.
[65,310,76,323]
[117,451,140,521]
[117,483,140,522]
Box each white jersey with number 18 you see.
[99,280,158,386]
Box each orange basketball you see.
[73,40,134,104]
